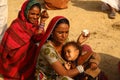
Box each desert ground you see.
[8,0,120,80]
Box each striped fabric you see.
[0,0,44,80]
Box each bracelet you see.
[39,23,45,28]
[76,65,84,73]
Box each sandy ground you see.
[8,0,120,80]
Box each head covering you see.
[18,0,41,21]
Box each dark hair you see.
[48,18,70,40]
[29,3,41,11]
[54,18,69,31]
[61,41,82,62]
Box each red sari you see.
[0,0,44,80]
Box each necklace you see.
[48,40,65,63]
[49,40,62,54]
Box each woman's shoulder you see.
[42,42,52,49]
[41,41,55,49]
[39,41,59,64]
[9,19,22,28]
[40,41,56,54]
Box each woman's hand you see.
[37,10,49,34]
[40,9,49,23]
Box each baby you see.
[61,41,81,70]
[61,41,108,80]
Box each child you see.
[61,41,108,80]
[61,41,82,70]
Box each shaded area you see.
[71,0,103,12]
[99,53,120,80]
[112,21,120,30]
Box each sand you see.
[8,0,120,80]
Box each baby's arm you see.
[89,53,101,70]
[77,29,90,45]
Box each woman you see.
[0,0,48,80]
[101,0,120,19]
[36,16,89,80]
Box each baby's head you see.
[61,41,82,62]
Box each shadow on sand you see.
[71,0,103,12]
[99,53,120,80]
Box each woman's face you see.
[64,45,79,61]
[52,23,69,44]
[27,6,40,24]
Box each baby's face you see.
[64,45,79,61]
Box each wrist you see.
[40,18,46,23]
[39,23,45,28]
[76,65,84,73]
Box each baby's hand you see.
[64,62,71,70]
[77,29,90,44]
[82,29,90,37]
[90,63,98,70]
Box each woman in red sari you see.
[0,0,48,80]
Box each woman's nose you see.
[34,15,39,19]
[62,33,67,38]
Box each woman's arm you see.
[41,45,84,78]
[51,60,84,78]
[40,9,49,25]
[51,60,79,77]
[32,10,49,42]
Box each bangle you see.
[39,23,45,28]
[76,65,84,73]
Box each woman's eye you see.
[57,31,63,34]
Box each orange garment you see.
[44,0,69,10]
